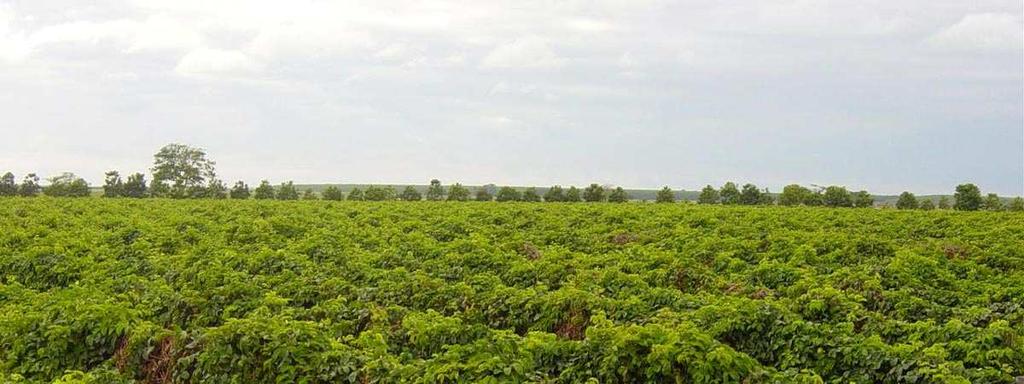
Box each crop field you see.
[0,198,1022,383]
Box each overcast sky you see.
[1,0,1021,195]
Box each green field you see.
[1,199,1022,383]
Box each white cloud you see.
[926,13,1023,51]
[246,21,372,59]
[481,36,565,69]
[1,0,1022,194]
[127,16,204,52]
[32,17,200,52]
[0,7,31,63]
[175,48,261,76]
[566,18,614,33]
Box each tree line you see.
[2,143,1021,211]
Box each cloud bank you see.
[0,0,1021,195]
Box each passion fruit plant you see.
[0,198,1021,383]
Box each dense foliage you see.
[1,198,1022,383]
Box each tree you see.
[953,184,982,211]
[739,184,762,205]
[565,186,582,202]
[205,179,228,199]
[697,185,718,204]
[447,183,470,201]
[522,187,542,202]
[150,143,217,198]
[253,180,275,200]
[302,188,318,200]
[347,187,364,201]
[779,184,810,206]
[853,191,873,208]
[608,187,628,203]
[277,182,299,200]
[805,190,824,206]
[123,173,148,198]
[583,184,605,202]
[322,186,344,201]
[230,181,250,199]
[896,191,918,210]
[43,173,90,197]
[1009,197,1024,212]
[495,186,521,202]
[103,171,123,198]
[0,172,16,196]
[759,189,775,205]
[822,186,852,207]
[983,193,1002,211]
[475,188,493,201]
[720,182,740,205]
[543,186,565,202]
[399,186,422,201]
[656,187,676,203]
[18,173,41,197]
[364,185,395,201]
[938,196,950,210]
[919,199,935,210]
[426,179,445,201]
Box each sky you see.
[0,0,1022,195]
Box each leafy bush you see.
[0,199,1021,382]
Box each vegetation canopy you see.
[0,199,1021,383]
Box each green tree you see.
[759,189,775,205]
[522,187,542,202]
[253,180,275,200]
[347,187,364,201]
[953,184,982,211]
[123,173,148,198]
[822,186,852,207]
[853,190,873,208]
[426,179,445,201]
[205,179,228,199]
[608,187,628,203]
[919,199,935,210]
[495,186,521,202]
[1008,197,1024,212]
[322,186,344,201]
[302,188,318,200]
[738,184,762,205]
[565,186,582,202]
[102,171,123,198]
[447,183,470,201]
[805,190,824,206]
[983,193,1002,211]
[779,184,811,206]
[720,182,740,205]
[364,185,395,201]
[43,173,91,197]
[230,181,250,199]
[896,192,918,210]
[400,186,422,201]
[583,183,605,202]
[150,143,217,198]
[656,187,676,203]
[697,185,718,204]
[18,173,41,197]
[543,186,565,202]
[0,172,16,196]
[276,181,299,200]
[474,188,493,201]
[937,196,950,209]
